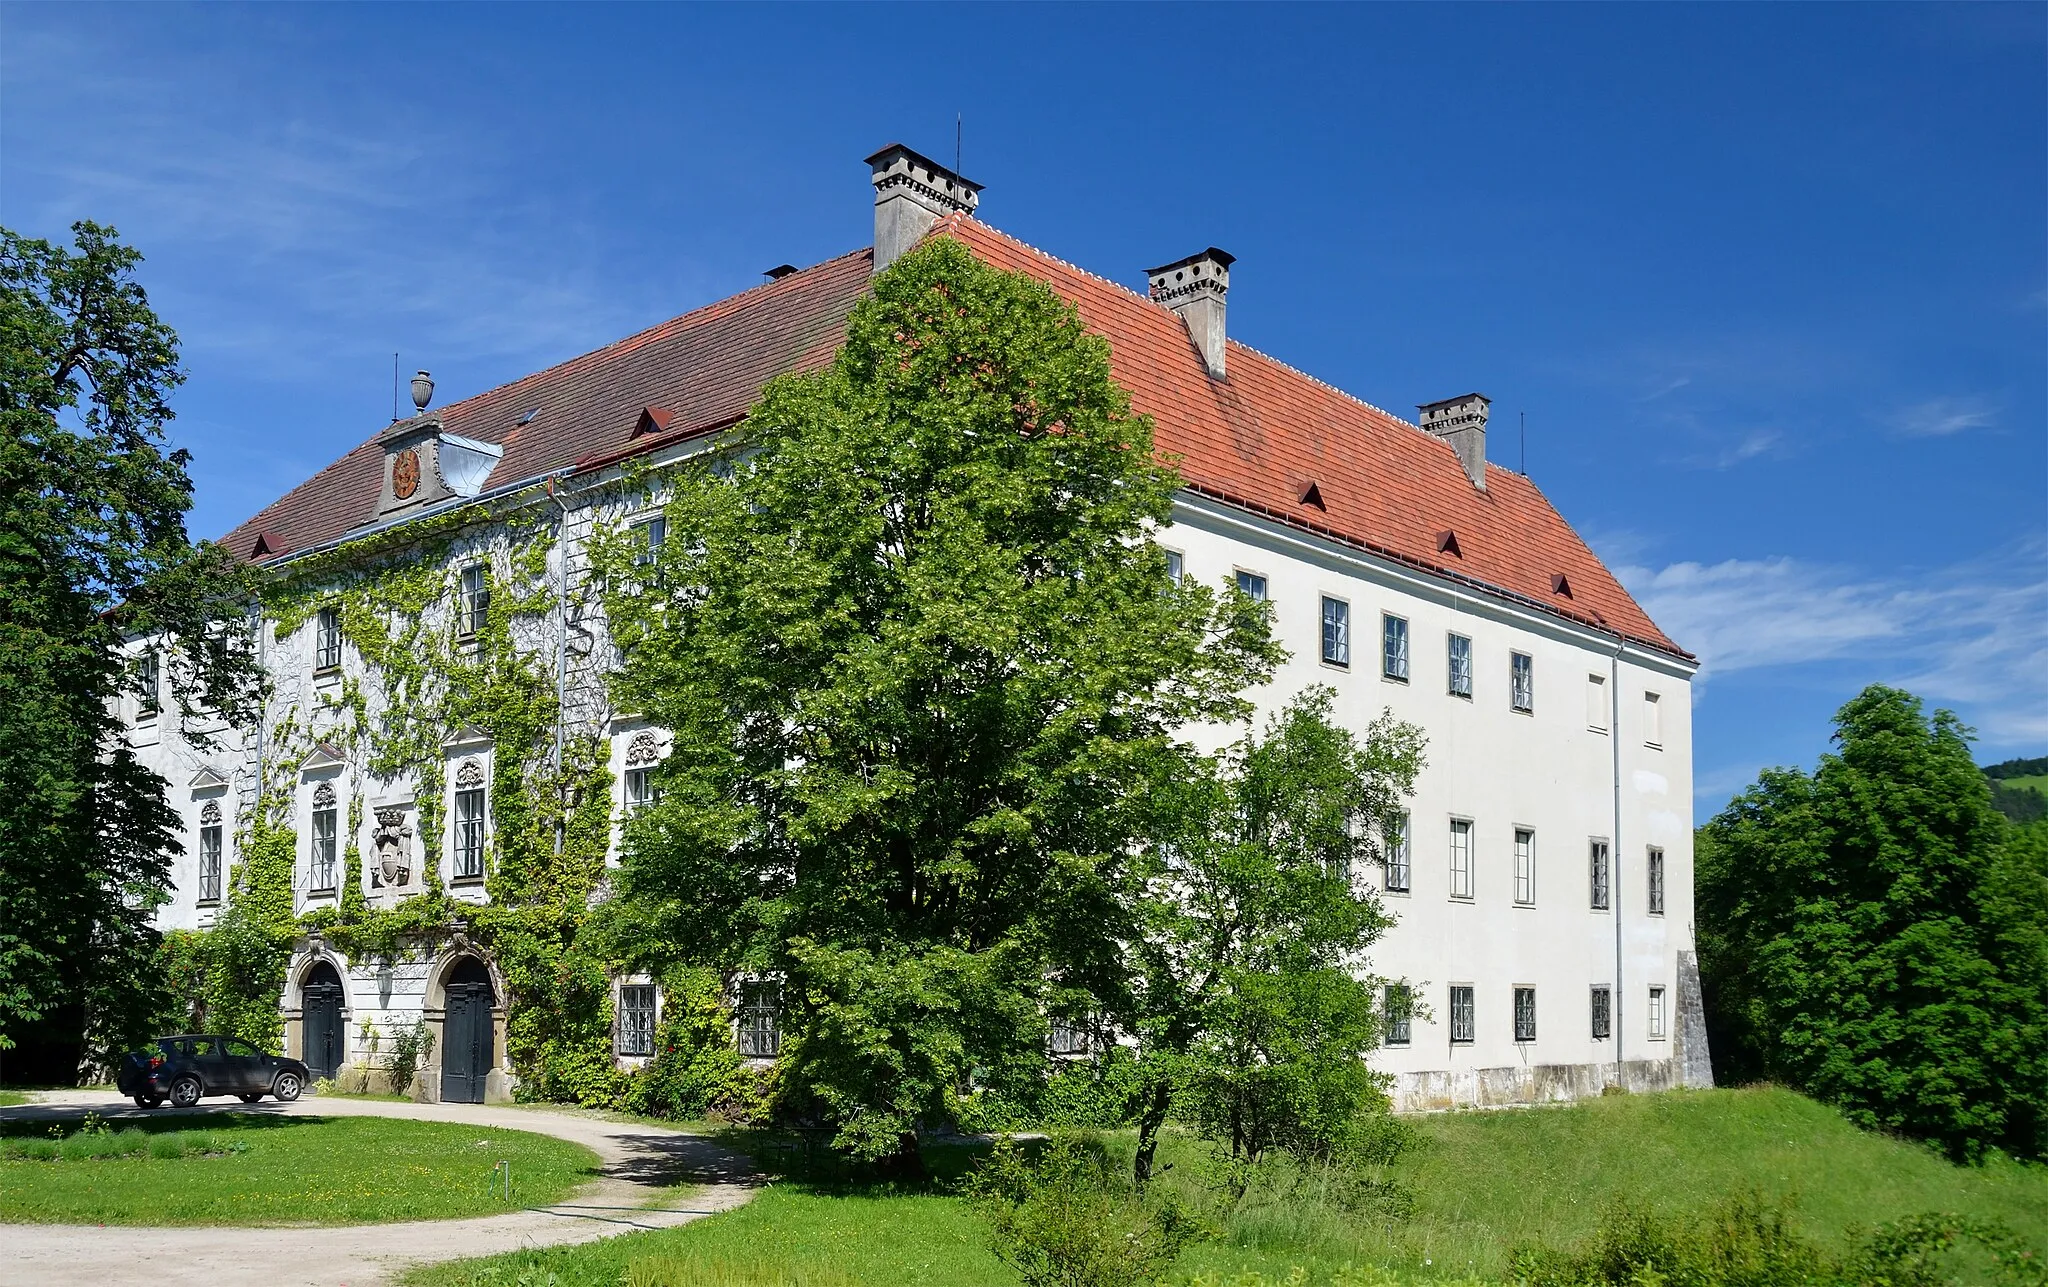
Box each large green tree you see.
[1696,685,2048,1160]
[601,237,1277,1169]
[0,222,262,1081]
[1122,687,1424,1185]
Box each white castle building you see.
[122,145,1709,1108]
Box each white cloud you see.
[1889,395,2000,438]
[1682,428,1784,470]
[1616,541,2048,746]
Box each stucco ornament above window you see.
[199,800,222,825]
[312,782,336,808]
[456,759,485,789]
[624,732,663,766]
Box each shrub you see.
[623,969,769,1124]
[954,1047,1148,1133]
[386,1019,434,1096]
[967,1134,1207,1287]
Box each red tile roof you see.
[222,222,1685,659]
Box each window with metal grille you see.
[1384,812,1411,893]
[737,982,780,1058]
[1591,986,1612,1040]
[1382,614,1409,680]
[1510,651,1534,712]
[1513,829,1535,905]
[618,984,657,1057]
[198,811,223,904]
[1447,633,1473,698]
[1321,597,1350,667]
[1449,986,1475,1043]
[1514,987,1537,1043]
[137,651,160,718]
[1449,819,1474,900]
[458,564,490,636]
[1647,847,1666,915]
[1383,985,1412,1046]
[454,782,486,880]
[310,786,337,892]
[1590,839,1611,910]
[1648,985,1667,1039]
[1235,570,1267,602]
[315,606,342,672]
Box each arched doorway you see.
[301,961,346,1082]
[439,956,496,1104]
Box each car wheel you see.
[272,1071,302,1102]
[239,1093,264,1103]
[133,1094,156,1109]
[169,1076,202,1108]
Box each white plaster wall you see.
[1163,493,1696,1092]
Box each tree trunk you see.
[1132,1079,1174,1187]
[876,1129,926,1184]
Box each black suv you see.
[118,1035,309,1108]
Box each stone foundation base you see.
[1392,1056,1697,1113]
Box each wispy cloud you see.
[1616,540,2048,745]
[1888,395,2000,438]
[1682,428,1784,470]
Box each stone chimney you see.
[1147,248,1233,380]
[867,143,981,274]
[1418,393,1490,490]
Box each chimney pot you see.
[867,143,982,274]
[1147,248,1234,380]
[1418,393,1490,490]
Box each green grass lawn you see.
[402,1087,2048,1287]
[0,1091,29,1107]
[0,1112,598,1226]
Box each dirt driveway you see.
[0,1089,757,1287]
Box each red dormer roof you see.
[221,221,1685,659]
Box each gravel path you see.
[0,1089,758,1287]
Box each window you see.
[1383,985,1412,1046]
[1514,987,1537,1043]
[458,564,490,636]
[309,783,337,893]
[1510,651,1534,712]
[1589,839,1611,910]
[618,984,657,1057]
[634,516,667,568]
[624,766,659,815]
[737,981,780,1058]
[1164,549,1184,583]
[1382,614,1410,681]
[1050,1019,1092,1057]
[1648,986,1667,1040]
[1647,847,1666,915]
[1449,985,1475,1043]
[1449,819,1474,900]
[1586,672,1607,731]
[453,760,486,880]
[137,651,160,718]
[1235,570,1267,602]
[315,607,342,672]
[1320,597,1350,667]
[198,801,223,904]
[1644,692,1663,748]
[1447,633,1473,698]
[1384,812,1411,893]
[1513,829,1535,905]
[1591,986,1612,1040]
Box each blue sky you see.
[5,3,2043,807]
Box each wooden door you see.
[438,958,495,1104]
[302,962,345,1082]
